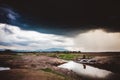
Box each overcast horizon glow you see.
[0,23,120,52]
[73,29,120,52]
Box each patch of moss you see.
[41,68,63,76]
[58,54,79,60]
[41,68,69,80]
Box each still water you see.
[58,61,119,80]
[0,67,10,71]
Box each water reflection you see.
[83,64,86,69]
[58,61,114,79]
[0,67,10,71]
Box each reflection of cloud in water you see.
[0,67,10,71]
[58,61,112,78]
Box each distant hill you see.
[0,48,67,53]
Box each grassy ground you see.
[41,68,69,80]
[45,53,94,60]
[0,69,66,80]
[0,53,76,80]
[0,52,120,80]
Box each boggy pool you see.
[58,61,120,80]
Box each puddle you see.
[0,67,10,71]
[58,61,119,79]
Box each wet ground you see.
[59,61,120,80]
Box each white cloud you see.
[0,23,73,51]
[1,23,120,52]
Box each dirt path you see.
[0,55,67,69]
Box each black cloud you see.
[0,0,120,36]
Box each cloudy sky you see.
[0,0,120,52]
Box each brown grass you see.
[0,69,65,80]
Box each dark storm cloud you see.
[0,5,20,24]
[0,42,13,46]
[0,0,120,36]
[0,41,29,46]
[0,41,25,46]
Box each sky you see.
[0,0,120,52]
